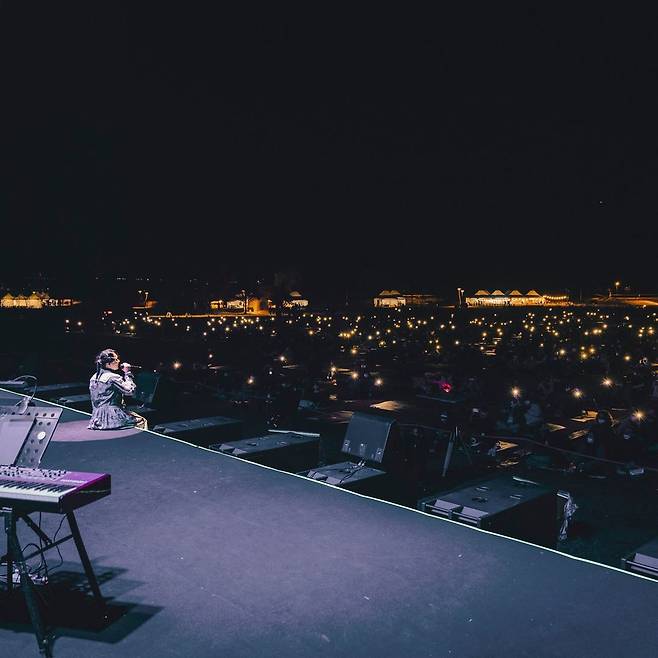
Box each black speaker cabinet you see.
[210,432,320,472]
[341,412,401,465]
[622,537,658,579]
[418,475,558,548]
[153,415,242,447]
[36,382,88,400]
[55,393,92,412]
[296,410,354,465]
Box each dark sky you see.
[2,5,658,294]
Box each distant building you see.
[374,290,439,308]
[374,290,406,308]
[0,291,80,309]
[542,293,570,305]
[401,293,441,306]
[465,290,569,307]
[226,298,247,310]
[212,296,271,314]
[282,291,309,309]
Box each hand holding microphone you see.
[121,362,142,374]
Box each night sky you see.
[2,5,658,295]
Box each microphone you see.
[120,363,143,370]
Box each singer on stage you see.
[88,348,147,430]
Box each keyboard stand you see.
[1,507,105,657]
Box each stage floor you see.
[1,391,658,657]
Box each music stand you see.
[0,416,34,465]
[0,405,62,468]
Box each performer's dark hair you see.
[95,348,119,379]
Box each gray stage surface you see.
[1,390,657,657]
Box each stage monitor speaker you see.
[622,537,658,579]
[341,412,400,464]
[55,393,92,412]
[153,415,242,448]
[418,475,558,548]
[303,461,389,497]
[210,432,319,472]
[36,382,88,399]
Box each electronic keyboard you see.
[0,466,110,513]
